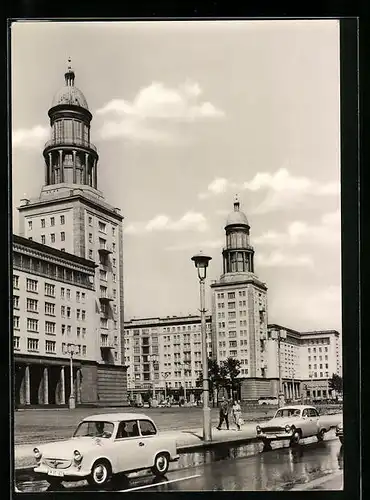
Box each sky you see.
[11,20,341,332]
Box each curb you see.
[289,471,342,491]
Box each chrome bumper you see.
[34,464,90,479]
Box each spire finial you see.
[234,194,240,211]
[64,57,75,86]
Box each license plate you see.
[48,469,64,477]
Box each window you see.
[61,232,65,241]
[45,302,55,316]
[112,226,116,236]
[66,306,71,318]
[50,233,55,243]
[13,315,20,329]
[89,233,93,243]
[27,298,38,312]
[113,258,116,267]
[45,321,56,334]
[228,292,235,299]
[66,289,71,300]
[50,217,55,226]
[139,420,157,436]
[82,345,87,356]
[13,295,19,309]
[77,327,81,337]
[112,242,116,252]
[228,302,235,309]
[26,278,38,292]
[88,216,93,226]
[98,221,107,233]
[41,219,45,228]
[113,273,117,283]
[28,220,32,230]
[89,249,93,259]
[27,318,38,332]
[82,310,86,320]
[27,338,39,351]
[14,336,20,350]
[116,420,140,439]
[45,283,55,297]
[101,318,108,328]
[45,340,56,353]
[100,269,107,281]
[67,325,71,335]
[60,215,65,224]
[113,289,117,299]
[41,235,46,244]
[13,275,20,289]
[76,309,81,320]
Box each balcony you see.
[99,294,113,304]
[44,137,97,153]
[100,337,115,349]
[98,246,112,256]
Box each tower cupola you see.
[42,59,99,189]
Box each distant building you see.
[210,197,269,378]
[124,315,212,399]
[13,61,127,406]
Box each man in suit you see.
[217,396,230,430]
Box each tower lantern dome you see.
[225,195,250,229]
[50,58,89,111]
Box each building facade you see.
[13,61,127,406]
[124,316,212,400]
[210,198,269,379]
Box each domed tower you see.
[222,196,255,275]
[43,59,99,189]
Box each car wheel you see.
[317,429,326,442]
[88,459,112,486]
[290,429,301,446]
[151,453,169,476]
[262,438,272,450]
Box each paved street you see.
[15,431,343,492]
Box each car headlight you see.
[73,450,83,463]
[285,425,291,433]
[256,425,262,434]
[33,447,42,460]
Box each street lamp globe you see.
[191,251,212,281]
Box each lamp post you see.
[67,343,77,410]
[271,329,286,407]
[149,354,159,400]
[161,372,170,400]
[181,360,191,404]
[191,251,212,442]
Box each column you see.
[59,150,63,183]
[44,160,48,185]
[25,365,30,405]
[76,369,81,404]
[48,152,53,184]
[84,153,88,185]
[43,367,49,405]
[60,366,65,405]
[73,150,77,184]
[94,158,97,188]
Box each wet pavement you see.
[15,431,343,492]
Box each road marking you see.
[119,474,201,492]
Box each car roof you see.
[276,405,316,410]
[82,413,153,422]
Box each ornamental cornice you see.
[13,243,95,275]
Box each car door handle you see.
[139,442,145,447]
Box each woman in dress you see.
[232,400,242,431]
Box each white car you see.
[33,413,180,487]
[256,405,329,446]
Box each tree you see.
[196,358,223,406]
[220,357,241,399]
[328,373,343,394]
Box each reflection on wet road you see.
[15,433,343,492]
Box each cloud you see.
[255,251,314,268]
[124,211,209,235]
[198,168,339,212]
[254,210,341,247]
[96,80,224,143]
[166,239,223,252]
[13,125,49,149]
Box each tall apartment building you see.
[124,316,212,398]
[13,61,127,405]
[210,197,268,378]
[13,235,98,405]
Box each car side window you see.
[309,409,318,417]
[139,420,157,436]
[302,409,308,418]
[116,420,140,439]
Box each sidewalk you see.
[15,422,259,470]
[289,471,343,490]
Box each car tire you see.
[317,429,326,442]
[88,459,112,487]
[289,429,301,446]
[151,453,169,476]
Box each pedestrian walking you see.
[217,396,230,430]
[232,400,243,431]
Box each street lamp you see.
[271,328,286,407]
[66,343,77,409]
[161,372,171,400]
[191,250,212,442]
[149,354,159,400]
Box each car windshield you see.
[275,408,301,418]
[73,421,114,438]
